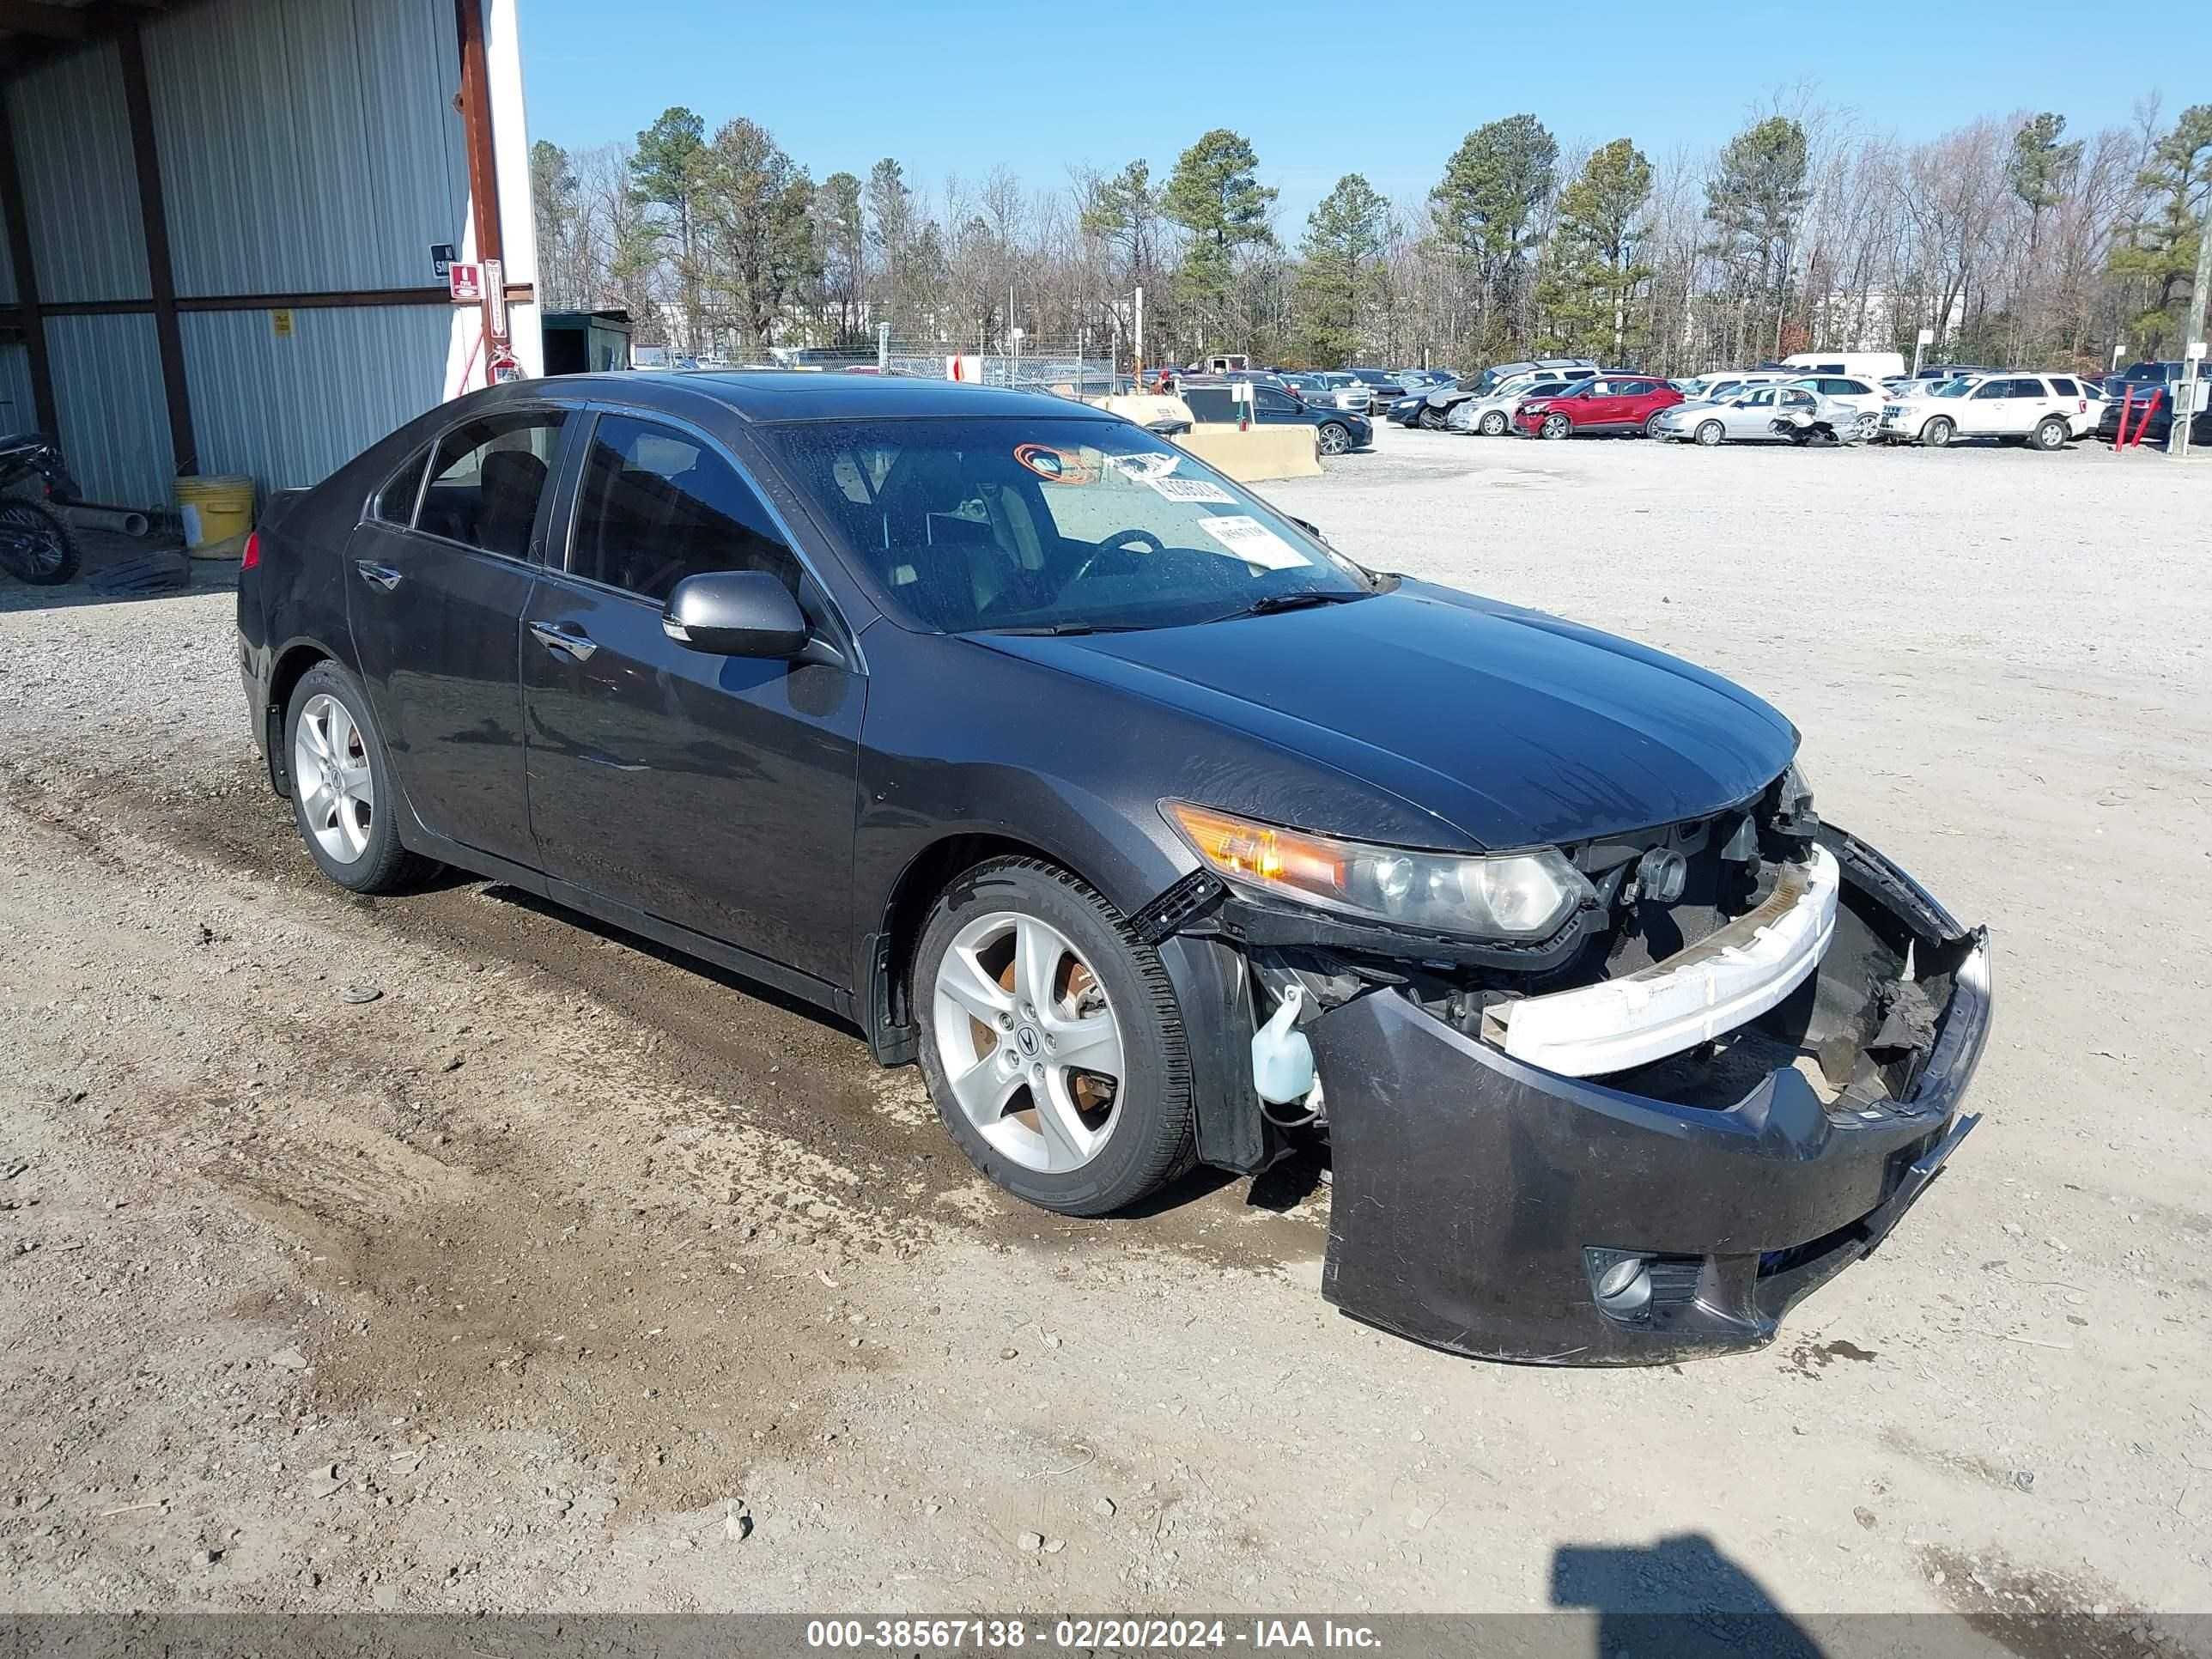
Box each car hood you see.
[973,580,1798,850]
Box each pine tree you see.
[1294,174,1388,366]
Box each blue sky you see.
[520,1,2204,228]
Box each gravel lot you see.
[1,423,2208,1636]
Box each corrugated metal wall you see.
[5,42,149,306]
[8,0,535,501]
[183,306,450,489]
[146,0,470,296]
[45,314,170,505]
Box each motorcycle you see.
[0,433,82,586]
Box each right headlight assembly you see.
[1164,801,1595,944]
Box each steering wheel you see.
[1070,526,1167,585]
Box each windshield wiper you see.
[981,620,1150,636]
[1206,589,1372,623]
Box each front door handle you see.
[354,559,403,592]
[528,620,598,663]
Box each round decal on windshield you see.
[1013,443,1096,484]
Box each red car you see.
[1513,374,1683,439]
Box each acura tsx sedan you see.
[236,373,1990,1364]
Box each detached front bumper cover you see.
[1309,828,1990,1364]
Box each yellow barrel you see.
[174,474,255,560]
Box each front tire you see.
[1479,410,1507,436]
[1417,406,1446,430]
[1694,420,1724,447]
[1317,422,1352,455]
[1540,414,1571,441]
[285,662,423,894]
[1922,416,1955,448]
[915,858,1194,1216]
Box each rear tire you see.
[915,858,1194,1216]
[0,500,80,585]
[1642,411,1668,438]
[2032,416,2068,451]
[284,662,425,895]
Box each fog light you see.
[1594,1255,1653,1316]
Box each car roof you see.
[494,369,1121,426]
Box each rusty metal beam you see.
[0,85,58,434]
[453,0,505,375]
[115,20,195,476]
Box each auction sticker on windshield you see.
[1197,514,1306,570]
[1146,476,1237,504]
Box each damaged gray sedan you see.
[238,374,1989,1367]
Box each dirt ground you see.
[1,428,2208,1638]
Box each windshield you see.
[762,417,1372,635]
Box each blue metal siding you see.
[5,43,149,306]
[146,0,471,296]
[45,314,171,506]
[183,305,451,490]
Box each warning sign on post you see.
[448,262,483,303]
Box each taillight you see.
[240,530,261,571]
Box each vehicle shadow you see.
[1551,1534,1824,1658]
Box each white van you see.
[1781,350,1907,380]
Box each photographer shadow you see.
[1552,1533,1824,1658]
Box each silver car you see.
[1658,384,1834,446]
[1445,374,1583,434]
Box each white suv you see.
[1878,373,2094,450]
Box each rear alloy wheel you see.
[1317,422,1352,455]
[1479,410,1507,436]
[1922,416,1955,448]
[1540,414,1571,441]
[2032,416,2069,451]
[1695,420,1724,447]
[284,662,425,894]
[917,858,1194,1216]
[1643,411,1668,438]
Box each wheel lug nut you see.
[996,1012,1012,1030]
[1030,1064,1044,1082]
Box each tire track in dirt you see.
[2,745,1330,1278]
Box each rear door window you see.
[372,449,428,525]
[566,414,802,604]
[416,410,566,558]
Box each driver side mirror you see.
[662,569,811,658]
[1285,514,1331,547]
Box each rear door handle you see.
[528,620,598,663]
[354,559,403,592]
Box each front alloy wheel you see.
[916,858,1194,1215]
[1695,420,1724,447]
[1540,414,1571,441]
[933,911,1125,1176]
[1922,416,1955,448]
[1479,410,1507,435]
[1318,422,1352,455]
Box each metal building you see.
[1,0,540,508]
